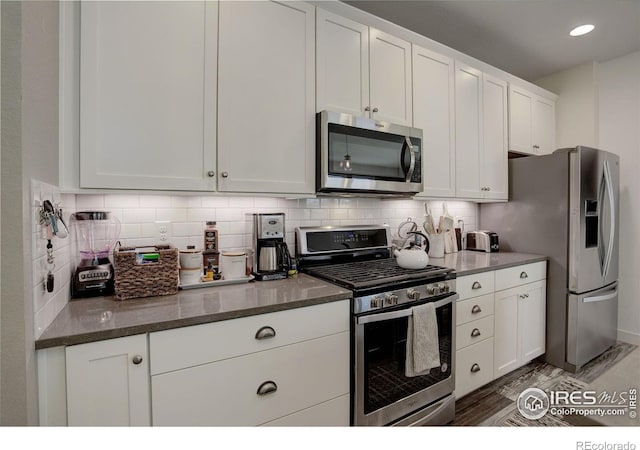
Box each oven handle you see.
[356,294,458,325]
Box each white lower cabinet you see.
[65,334,151,426]
[150,300,350,426]
[454,261,547,398]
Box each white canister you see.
[180,248,203,269]
[179,268,202,284]
[220,251,247,279]
[427,233,445,258]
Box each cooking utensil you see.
[393,231,430,269]
[439,203,455,253]
[423,203,436,235]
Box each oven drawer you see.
[149,300,350,375]
[495,261,546,292]
[455,337,494,398]
[456,315,494,350]
[457,272,495,300]
[456,293,494,325]
[151,331,350,426]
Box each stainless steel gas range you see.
[296,225,457,426]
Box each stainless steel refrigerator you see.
[480,146,619,372]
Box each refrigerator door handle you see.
[597,168,606,276]
[583,290,617,304]
[602,160,615,279]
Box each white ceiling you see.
[344,0,640,81]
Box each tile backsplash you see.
[32,192,477,336]
[75,194,478,255]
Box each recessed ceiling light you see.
[570,24,595,37]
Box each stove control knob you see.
[426,285,437,295]
[441,284,450,293]
[407,289,421,301]
[385,294,399,306]
[370,296,384,308]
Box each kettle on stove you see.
[394,231,430,270]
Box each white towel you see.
[405,302,441,377]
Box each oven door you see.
[354,294,456,426]
[317,111,423,195]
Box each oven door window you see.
[361,302,452,415]
[328,123,419,181]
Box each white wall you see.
[598,51,640,345]
[536,61,599,149]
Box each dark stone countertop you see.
[430,250,548,276]
[35,274,351,350]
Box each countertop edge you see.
[454,255,549,276]
[35,292,351,350]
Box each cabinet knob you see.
[470,363,481,373]
[256,381,278,396]
[132,355,143,365]
[471,281,482,290]
[372,107,379,113]
[364,106,371,112]
[471,305,482,314]
[533,144,540,150]
[520,271,528,279]
[207,170,215,178]
[519,293,530,300]
[255,326,276,340]
[221,172,229,178]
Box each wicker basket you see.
[114,244,179,300]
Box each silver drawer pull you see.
[471,305,482,314]
[520,271,528,279]
[470,364,481,373]
[255,326,276,340]
[471,281,482,290]
[471,328,481,338]
[256,381,278,396]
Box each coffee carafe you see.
[252,213,290,281]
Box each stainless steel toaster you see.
[466,231,499,252]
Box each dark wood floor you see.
[452,342,637,426]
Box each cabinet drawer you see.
[149,300,349,375]
[457,271,495,300]
[456,315,494,350]
[455,337,494,398]
[495,261,546,291]
[151,331,350,426]
[260,394,350,426]
[456,293,494,325]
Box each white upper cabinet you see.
[412,45,456,198]
[316,10,412,126]
[482,74,508,200]
[509,84,556,155]
[217,0,315,194]
[316,9,369,117]
[369,28,413,126]
[455,62,483,199]
[455,62,508,200]
[79,1,217,191]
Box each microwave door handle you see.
[403,137,416,182]
[602,160,615,278]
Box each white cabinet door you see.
[217,0,315,194]
[66,335,150,426]
[494,289,520,378]
[455,62,483,199]
[519,280,547,362]
[413,45,456,198]
[533,96,556,155]
[369,28,412,126]
[316,8,369,116]
[80,1,216,191]
[482,74,508,200]
[508,85,534,154]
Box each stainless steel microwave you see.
[316,111,423,197]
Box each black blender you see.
[70,211,121,298]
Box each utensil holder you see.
[427,233,445,258]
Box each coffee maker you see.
[252,213,291,281]
[70,211,121,298]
